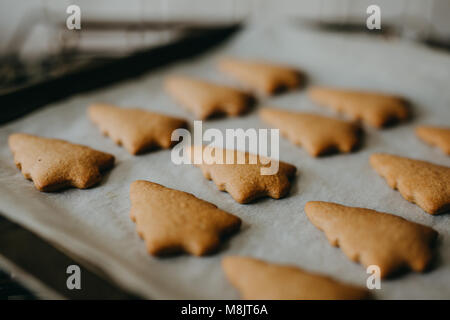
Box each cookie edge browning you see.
[232,161,296,204]
[308,86,409,128]
[129,180,242,257]
[8,133,115,191]
[192,146,297,204]
[369,153,450,214]
[415,126,450,155]
[163,75,254,120]
[259,107,362,157]
[88,103,188,155]
[222,256,371,300]
[218,57,303,96]
[304,201,438,278]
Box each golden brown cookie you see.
[164,75,253,119]
[222,256,370,300]
[130,180,241,256]
[88,103,187,155]
[218,57,303,95]
[416,125,450,155]
[305,201,438,278]
[190,146,296,203]
[370,153,450,214]
[259,107,362,156]
[8,133,114,191]
[308,86,409,128]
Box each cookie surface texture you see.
[8,133,114,191]
[164,75,252,119]
[370,153,450,214]
[305,201,438,277]
[129,180,241,256]
[308,86,409,128]
[89,103,187,155]
[222,256,370,300]
[218,57,302,95]
[190,146,296,203]
[260,107,361,156]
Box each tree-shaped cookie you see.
[89,103,187,155]
[305,201,438,278]
[416,125,450,155]
[222,256,370,300]
[370,153,450,214]
[260,107,361,156]
[129,180,241,256]
[218,57,303,95]
[164,75,253,119]
[9,133,114,191]
[308,86,409,128]
[190,146,296,203]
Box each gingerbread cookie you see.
[260,107,361,156]
[305,201,438,278]
[370,153,450,214]
[88,103,187,155]
[416,125,450,155]
[164,75,253,119]
[190,145,296,203]
[222,256,370,300]
[9,133,114,191]
[218,57,302,95]
[308,86,409,128]
[130,180,241,256]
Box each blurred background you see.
[1,0,449,100]
[1,0,450,57]
[1,0,450,99]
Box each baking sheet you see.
[1,21,450,299]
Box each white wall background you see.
[0,0,449,54]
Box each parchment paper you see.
[1,21,450,299]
